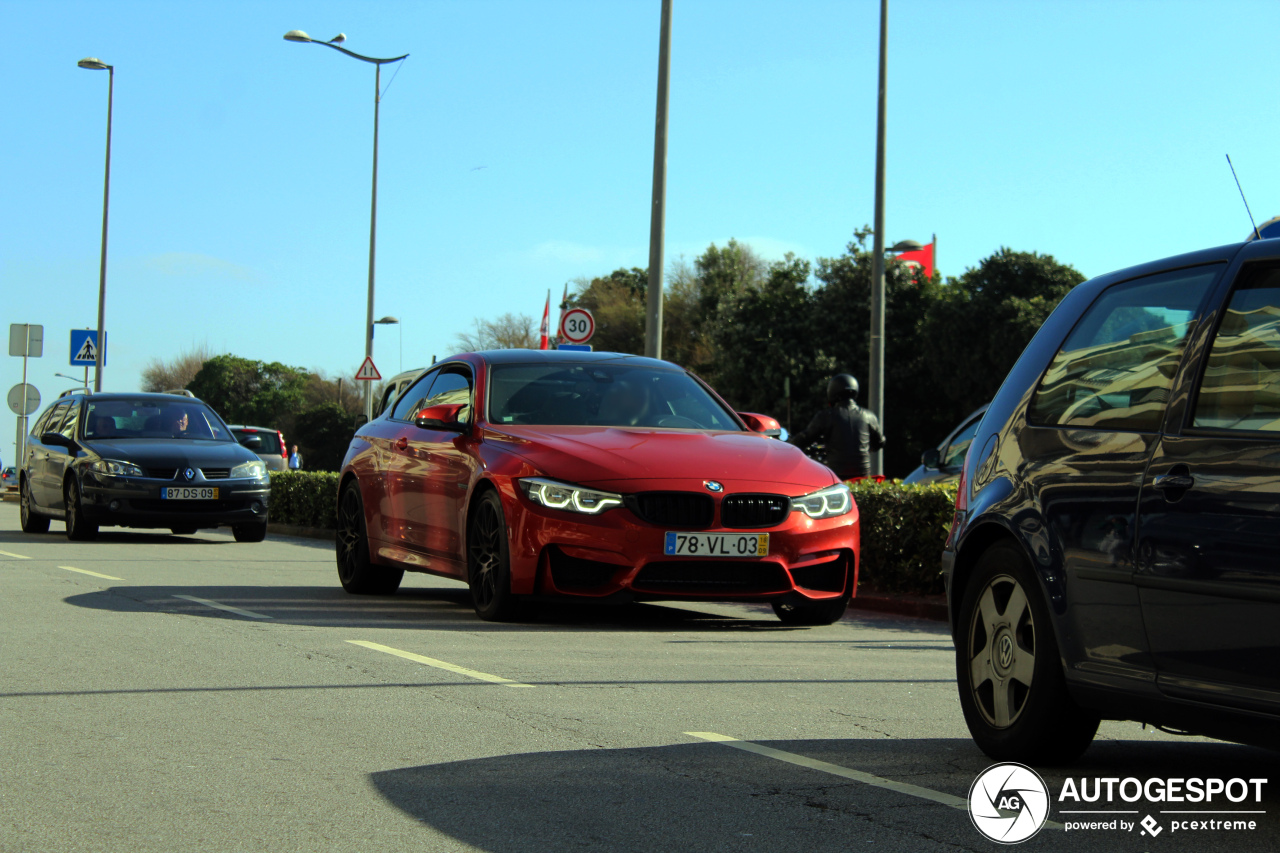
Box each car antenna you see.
[1226,154,1262,241]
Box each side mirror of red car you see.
[415,403,467,432]
[738,412,783,438]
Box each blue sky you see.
[4,0,1280,444]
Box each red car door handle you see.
[396,437,409,451]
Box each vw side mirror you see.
[415,403,467,432]
[41,432,74,449]
[921,448,941,469]
[738,412,783,438]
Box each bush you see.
[849,480,957,595]
[269,470,341,529]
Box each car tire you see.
[170,527,199,535]
[956,540,1099,764]
[232,522,268,543]
[64,479,99,542]
[772,592,850,626]
[19,479,50,534]
[467,489,521,622]
[335,481,403,594]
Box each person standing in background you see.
[289,445,302,470]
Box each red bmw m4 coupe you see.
[336,350,859,623]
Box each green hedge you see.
[268,470,341,529]
[264,472,958,596]
[848,480,957,596]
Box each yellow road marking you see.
[173,595,273,620]
[347,640,533,688]
[0,550,31,559]
[687,730,1061,830]
[58,565,122,581]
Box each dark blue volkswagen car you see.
[944,239,1280,763]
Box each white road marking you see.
[0,549,31,559]
[686,731,1063,829]
[58,565,122,580]
[346,640,533,687]
[173,595,273,620]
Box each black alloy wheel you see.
[956,540,1099,764]
[19,479,50,533]
[335,481,402,594]
[467,490,521,622]
[64,479,99,541]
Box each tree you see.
[291,402,355,471]
[454,313,537,351]
[570,268,648,355]
[187,354,308,428]
[140,343,213,393]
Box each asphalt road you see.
[1,502,1275,852]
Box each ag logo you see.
[969,763,1050,844]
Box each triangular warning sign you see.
[355,356,381,381]
[74,338,97,362]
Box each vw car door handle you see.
[1153,473,1194,490]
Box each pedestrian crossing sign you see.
[70,329,106,366]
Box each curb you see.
[847,592,948,622]
[266,523,334,542]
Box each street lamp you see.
[868,0,889,477]
[54,372,89,389]
[284,30,408,419]
[78,56,113,393]
[887,240,922,255]
[374,316,401,374]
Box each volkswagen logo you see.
[183,468,196,481]
[997,634,1014,670]
[703,480,723,492]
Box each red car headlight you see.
[790,483,853,520]
[519,477,624,515]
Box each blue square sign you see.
[70,330,106,366]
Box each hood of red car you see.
[484,425,836,491]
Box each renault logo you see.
[184,468,196,481]
[703,480,723,492]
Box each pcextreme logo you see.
[969,763,1050,844]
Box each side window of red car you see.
[417,369,473,423]
[390,371,438,421]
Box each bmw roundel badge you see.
[703,480,723,492]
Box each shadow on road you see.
[62,583,822,634]
[0,528,230,546]
[369,737,1278,853]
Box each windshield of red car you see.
[488,364,742,430]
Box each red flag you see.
[895,243,934,281]
[539,289,551,350]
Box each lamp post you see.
[78,57,113,393]
[644,0,673,360]
[374,316,401,374]
[868,0,889,477]
[284,30,408,419]
[54,372,89,389]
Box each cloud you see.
[140,252,256,281]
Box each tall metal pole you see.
[94,66,114,392]
[868,0,888,476]
[364,63,381,420]
[644,0,673,360]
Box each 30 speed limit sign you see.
[559,308,595,344]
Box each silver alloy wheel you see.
[967,572,1037,729]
